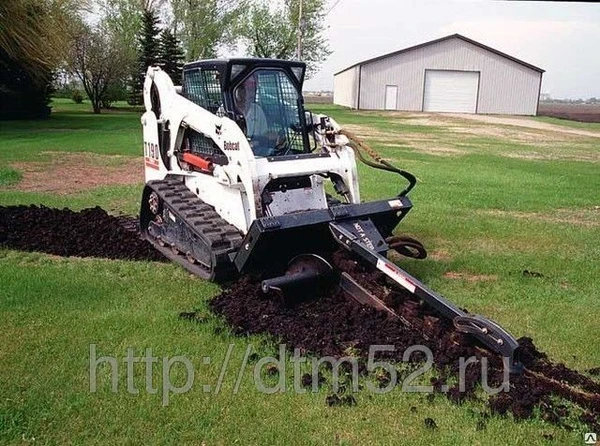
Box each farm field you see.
[1,99,599,444]
[538,102,600,124]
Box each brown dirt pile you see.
[0,205,163,261]
[210,251,599,430]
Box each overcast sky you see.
[302,0,600,99]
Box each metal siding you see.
[333,66,359,108]
[359,37,541,115]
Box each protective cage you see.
[181,58,311,156]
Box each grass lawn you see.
[535,115,600,131]
[0,98,143,163]
[0,100,598,444]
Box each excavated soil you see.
[0,205,163,261]
[210,251,600,431]
[1,205,598,431]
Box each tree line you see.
[0,0,331,118]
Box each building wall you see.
[356,38,542,115]
[333,65,359,108]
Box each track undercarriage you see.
[140,179,243,281]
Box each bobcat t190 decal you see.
[144,141,160,169]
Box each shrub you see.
[100,81,128,109]
[72,90,84,104]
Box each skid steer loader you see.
[139,59,522,373]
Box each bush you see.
[72,90,84,104]
[127,92,143,106]
[53,78,80,99]
[53,85,73,99]
[100,81,128,108]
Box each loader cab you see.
[182,58,310,157]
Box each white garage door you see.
[423,70,479,113]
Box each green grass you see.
[0,167,22,186]
[307,104,448,134]
[0,184,143,216]
[0,99,143,163]
[535,115,600,131]
[1,103,599,444]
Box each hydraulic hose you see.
[339,129,417,197]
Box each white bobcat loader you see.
[139,58,522,373]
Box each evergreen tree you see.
[0,49,52,119]
[159,29,185,82]
[129,8,161,105]
[0,0,82,119]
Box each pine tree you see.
[129,8,161,105]
[159,29,185,83]
[0,48,53,119]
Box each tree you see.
[129,7,162,104]
[170,0,244,60]
[239,0,331,78]
[0,0,85,78]
[100,0,168,59]
[139,8,162,69]
[242,2,296,59]
[159,29,185,81]
[69,23,129,113]
[0,0,86,119]
[99,1,169,105]
[100,0,145,78]
[0,49,53,119]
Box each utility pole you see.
[296,0,304,60]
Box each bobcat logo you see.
[223,141,240,151]
[215,124,223,136]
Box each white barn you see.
[333,34,544,115]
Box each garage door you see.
[423,70,479,113]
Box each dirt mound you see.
[210,251,600,431]
[0,205,163,262]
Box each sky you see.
[302,0,600,99]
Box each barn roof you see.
[334,34,545,76]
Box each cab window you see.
[234,69,306,157]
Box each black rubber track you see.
[140,178,243,282]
